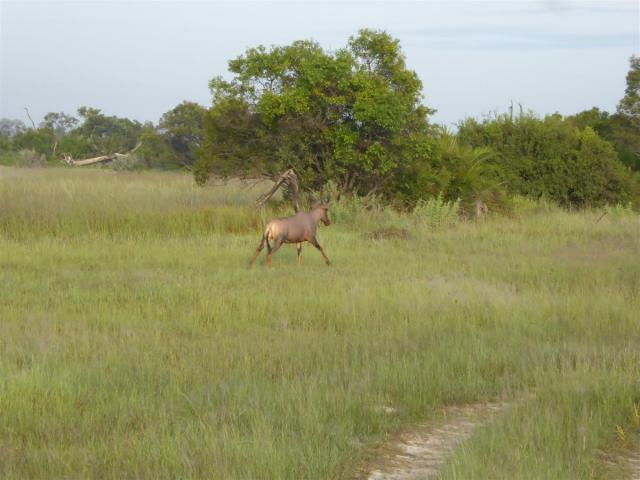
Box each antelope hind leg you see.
[250,236,266,266]
[267,238,283,267]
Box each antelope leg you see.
[267,239,283,267]
[250,236,266,266]
[311,237,331,266]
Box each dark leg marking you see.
[267,238,283,267]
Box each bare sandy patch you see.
[356,401,509,480]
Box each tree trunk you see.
[62,143,141,167]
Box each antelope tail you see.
[264,222,273,250]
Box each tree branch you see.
[255,168,301,212]
[24,107,36,129]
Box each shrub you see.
[110,153,143,171]
[457,112,634,208]
[414,193,460,230]
[0,150,20,166]
[15,149,46,168]
[604,202,636,218]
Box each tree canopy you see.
[195,29,435,195]
[159,101,207,167]
[618,54,640,125]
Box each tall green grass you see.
[1,167,639,479]
[0,168,272,239]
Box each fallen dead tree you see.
[62,143,142,167]
[255,168,301,212]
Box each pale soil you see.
[356,402,509,480]
[628,448,640,480]
[603,450,640,480]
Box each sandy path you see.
[629,449,640,480]
[359,402,508,480]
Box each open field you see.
[1,167,639,479]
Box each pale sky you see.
[1,1,638,128]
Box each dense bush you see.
[457,112,636,207]
[15,149,47,168]
[395,132,510,214]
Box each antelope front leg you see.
[311,237,331,266]
[296,242,302,265]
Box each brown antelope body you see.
[250,204,331,266]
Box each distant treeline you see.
[1,30,638,211]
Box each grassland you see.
[1,166,639,479]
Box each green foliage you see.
[74,106,143,155]
[12,127,55,156]
[392,131,509,215]
[570,127,634,206]
[604,201,636,218]
[198,29,434,196]
[0,150,19,166]
[14,149,47,167]
[413,193,461,229]
[40,112,78,137]
[159,101,207,166]
[56,133,95,159]
[326,191,406,231]
[110,153,144,171]
[136,128,179,169]
[568,107,640,171]
[568,57,640,172]
[0,108,149,166]
[617,54,640,124]
[457,111,635,207]
[608,113,640,171]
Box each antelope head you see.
[315,202,330,226]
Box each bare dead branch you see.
[255,168,300,212]
[24,107,36,129]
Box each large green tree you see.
[568,56,640,171]
[159,101,207,167]
[618,54,640,123]
[195,29,434,195]
[612,55,640,170]
[73,107,143,155]
[40,112,78,137]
